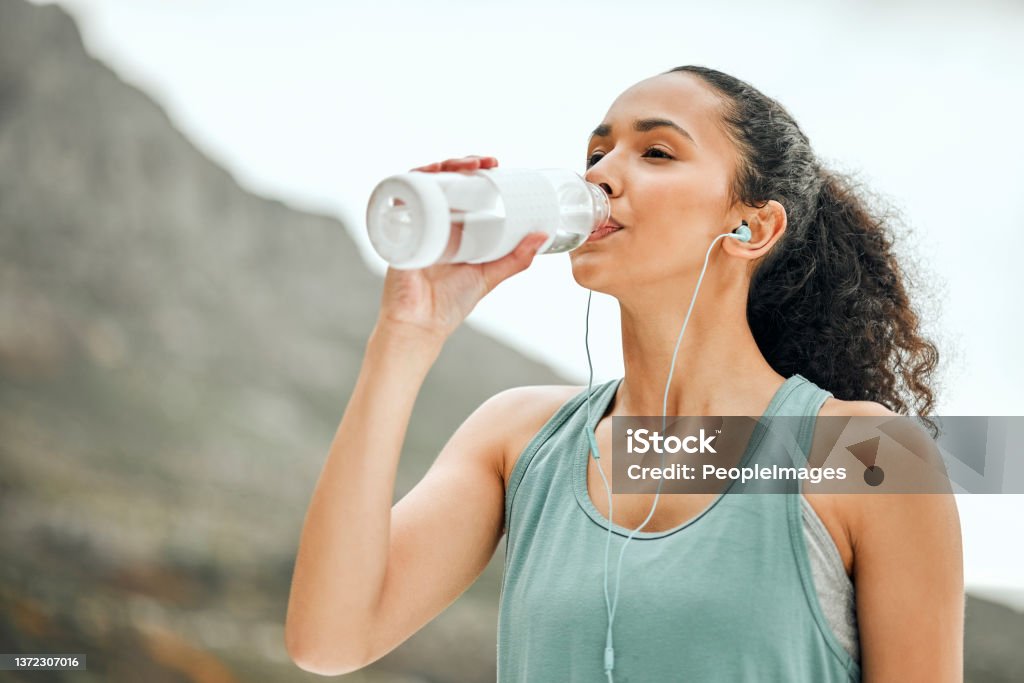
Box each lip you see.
[590,216,624,233]
[586,223,623,243]
[602,216,624,230]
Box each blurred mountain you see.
[0,0,564,681]
[0,1,1021,682]
[965,596,1024,682]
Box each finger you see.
[480,233,548,292]
[411,156,497,173]
[441,157,482,172]
[463,155,498,169]
[411,161,443,172]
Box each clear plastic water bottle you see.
[366,168,611,269]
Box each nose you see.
[584,160,619,198]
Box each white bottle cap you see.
[366,173,452,269]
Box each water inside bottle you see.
[542,220,590,253]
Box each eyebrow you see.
[590,118,697,146]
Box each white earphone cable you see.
[584,228,747,681]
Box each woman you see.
[285,66,964,681]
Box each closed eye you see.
[586,147,676,168]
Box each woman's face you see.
[570,72,744,294]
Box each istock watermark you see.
[608,416,1024,495]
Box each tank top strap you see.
[730,373,835,494]
[504,379,618,528]
[774,373,835,463]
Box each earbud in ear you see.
[731,221,752,243]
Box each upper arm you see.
[853,489,964,681]
[831,400,965,681]
[365,385,572,665]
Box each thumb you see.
[480,233,548,292]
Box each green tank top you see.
[498,374,862,682]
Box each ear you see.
[723,200,787,260]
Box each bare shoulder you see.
[813,397,959,580]
[805,397,899,577]
[482,384,588,490]
[819,396,896,417]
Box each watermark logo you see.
[608,415,1024,495]
[626,427,718,454]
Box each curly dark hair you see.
[668,65,941,423]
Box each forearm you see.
[285,321,445,671]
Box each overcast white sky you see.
[35,0,1024,602]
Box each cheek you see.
[638,167,730,227]
[635,179,713,236]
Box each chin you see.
[569,253,616,294]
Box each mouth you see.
[587,217,624,243]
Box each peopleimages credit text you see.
[627,463,848,485]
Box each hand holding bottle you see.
[377,156,550,341]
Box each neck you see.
[611,271,785,417]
